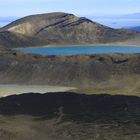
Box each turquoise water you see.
[19,46,140,55]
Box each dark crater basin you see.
[0,92,140,123]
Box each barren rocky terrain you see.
[0,93,140,140]
[0,12,140,140]
[0,49,139,139]
[0,51,140,95]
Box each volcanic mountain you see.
[0,12,138,48]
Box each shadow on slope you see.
[0,92,140,123]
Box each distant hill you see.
[130,26,140,32]
[0,12,138,48]
[88,13,140,19]
[89,13,140,28]
[122,13,140,19]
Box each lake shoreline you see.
[14,44,140,50]
[16,45,140,55]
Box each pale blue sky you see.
[0,0,140,17]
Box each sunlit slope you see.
[0,12,138,48]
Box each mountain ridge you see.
[0,12,138,48]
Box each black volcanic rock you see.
[0,12,138,47]
[0,92,140,123]
[1,93,140,140]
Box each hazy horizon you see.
[0,12,140,28]
[0,0,140,17]
[0,0,140,28]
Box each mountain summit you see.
[0,12,138,47]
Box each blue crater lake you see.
[19,46,140,55]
